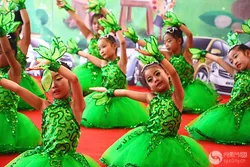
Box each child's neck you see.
[172,47,183,56]
[108,55,117,61]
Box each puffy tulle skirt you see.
[183,79,218,114]
[100,126,210,167]
[81,92,149,128]
[186,104,250,144]
[73,63,102,96]
[6,149,100,167]
[18,72,46,111]
[0,112,41,153]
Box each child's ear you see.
[177,38,182,45]
[112,42,118,49]
[245,49,250,58]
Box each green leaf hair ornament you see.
[144,35,164,62]
[88,0,106,14]
[8,0,26,10]
[241,18,250,35]
[163,11,182,27]
[33,37,67,92]
[189,48,207,63]
[0,11,21,37]
[98,12,121,32]
[227,31,241,48]
[123,26,139,43]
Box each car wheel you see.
[196,68,209,83]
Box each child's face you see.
[228,47,250,70]
[49,72,71,99]
[91,17,103,34]
[163,34,181,53]
[144,65,170,93]
[98,38,117,60]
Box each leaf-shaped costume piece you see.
[123,26,139,43]
[92,91,113,113]
[67,38,81,55]
[8,0,26,10]
[0,11,21,37]
[98,27,112,37]
[241,18,250,35]
[60,0,74,11]
[33,36,67,92]
[98,12,121,33]
[189,48,207,63]
[88,0,106,14]
[137,54,157,65]
[163,11,182,27]
[144,35,164,62]
[227,31,241,49]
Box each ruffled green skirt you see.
[183,79,218,114]
[0,112,41,153]
[100,126,210,167]
[73,63,102,96]
[186,104,250,144]
[6,150,100,167]
[18,72,46,111]
[81,92,149,128]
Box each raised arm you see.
[117,30,127,74]
[180,24,193,64]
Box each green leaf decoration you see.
[241,18,250,34]
[189,48,207,63]
[227,31,241,48]
[163,11,181,27]
[98,12,120,33]
[0,6,9,14]
[8,1,17,11]
[88,0,106,14]
[41,69,52,92]
[123,26,138,43]
[7,21,21,34]
[66,38,81,55]
[145,35,160,55]
[34,45,52,60]
[137,54,157,65]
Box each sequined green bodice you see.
[147,91,181,136]
[41,97,80,154]
[88,37,102,59]
[16,46,27,69]
[0,67,19,134]
[226,69,250,129]
[169,54,194,87]
[101,58,127,89]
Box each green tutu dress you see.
[0,67,41,153]
[81,58,149,128]
[7,97,100,167]
[100,90,210,167]
[169,54,218,113]
[186,69,250,145]
[73,37,102,96]
[16,47,46,110]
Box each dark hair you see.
[91,13,104,25]
[7,33,18,54]
[229,44,250,53]
[60,61,71,70]
[164,26,183,45]
[14,10,23,34]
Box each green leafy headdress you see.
[227,31,241,50]
[241,18,250,35]
[33,37,67,92]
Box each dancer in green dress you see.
[12,0,46,110]
[91,35,209,166]
[67,12,149,128]
[0,16,41,153]
[186,32,250,144]
[5,37,100,167]
[56,0,108,95]
[124,11,218,113]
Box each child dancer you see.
[124,11,218,113]
[56,0,107,95]
[11,0,46,110]
[186,32,250,144]
[91,35,209,166]
[5,37,100,167]
[68,12,149,128]
[0,15,41,153]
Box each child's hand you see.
[26,59,50,71]
[189,48,207,63]
[123,26,139,43]
[87,0,106,13]
[89,87,107,92]
[135,48,152,56]
[163,11,182,27]
[56,0,74,11]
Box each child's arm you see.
[0,36,21,83]
[90,87,152,103]
[117,30,127,74]
[18,8,31,55]
[56,0,94,42]
[180,24,193,65]
[0,78,47,111]
[77,50,107,67]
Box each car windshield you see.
[183,37,211,50]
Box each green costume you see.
[7,97,100,167]
[81,58,149,128]
[186,69,250,144]
[169,54,218,113]
[100,90,209,166]
[0,67,41,153]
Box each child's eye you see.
[56,77,62,81]
[147,78,152,83]
[155,71,160,76]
